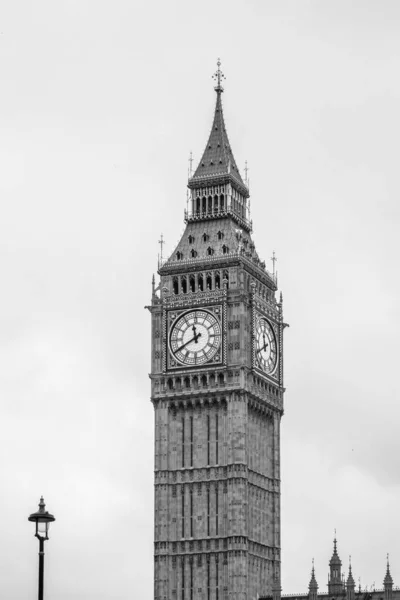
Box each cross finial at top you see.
[213,58,225,93]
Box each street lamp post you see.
[28,497,55,600]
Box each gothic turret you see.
[384,556,393,600]
[328,536,344,597]
[346,557,355,600]
[309,560,319,600]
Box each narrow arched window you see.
[188,235,195,244]
[217,231,224,240]
[190,249,197,258]
[215,272,220,289]
[206,273,212,289]
[181,276,187,294]
[214,195,218,213]
[173,277,179,295]
[198,273,204,291]
[189,275,195,292]
[222,245,229,254]
[176,251,183,260]
[202,233,209,242]
[207,247,214,256]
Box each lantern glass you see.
[37,520,48,538]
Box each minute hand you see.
[174,332,202,354]
[256,343,268,354]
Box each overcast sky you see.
[1,1,400,598]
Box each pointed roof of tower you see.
[309,560,318,590]
[189,59,247,195]
[384,555,393,586]
[347,557,355,587]
[330,535,342,566]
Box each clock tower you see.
[149,61,285,600]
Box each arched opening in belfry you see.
[189,275,195,293]
[198,273,204,291]
[181,276,187,294]
[215,272,221,289]
[223,270,229,289]
[220,194,224,211]
[214,195,219,213]
[208,196,212,214]
[206,273,212,290]
[173,277,179,295]
[196,198,200,215]
[202,197,207,214]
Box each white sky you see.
[1,1,400,598]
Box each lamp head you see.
[28,496,55,540]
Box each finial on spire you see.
[188,151,193,178]
[158,234,165,269]
[271,251,277,277]
[244,160,249,186]
[213,58,225,93]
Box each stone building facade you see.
[148,62,285,600]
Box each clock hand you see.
[192,324,198,342]
[175,332,202,354]
[256,342,269,354]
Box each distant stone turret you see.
[346,557,355,600]
[384,555,393,600]
[309,560,319,600]
[328,536,344,597]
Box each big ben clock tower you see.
[148,61,285,600]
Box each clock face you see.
[255,317,278,374]
[169,309,222,366]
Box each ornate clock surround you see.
[163,301,227,373]
[252,306,281,383]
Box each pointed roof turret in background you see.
[384,555,393,586]
[309,560,318,591]
[384,555,394,600]
[347,556,355,587]
[328,534,344,596]
[330,535,342,567]
[308,559,319,600]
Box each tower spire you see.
[189,59,247,196]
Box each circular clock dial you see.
[169,309,222,366]
[255,317,278,374]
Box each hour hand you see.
[174,332,202,354]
